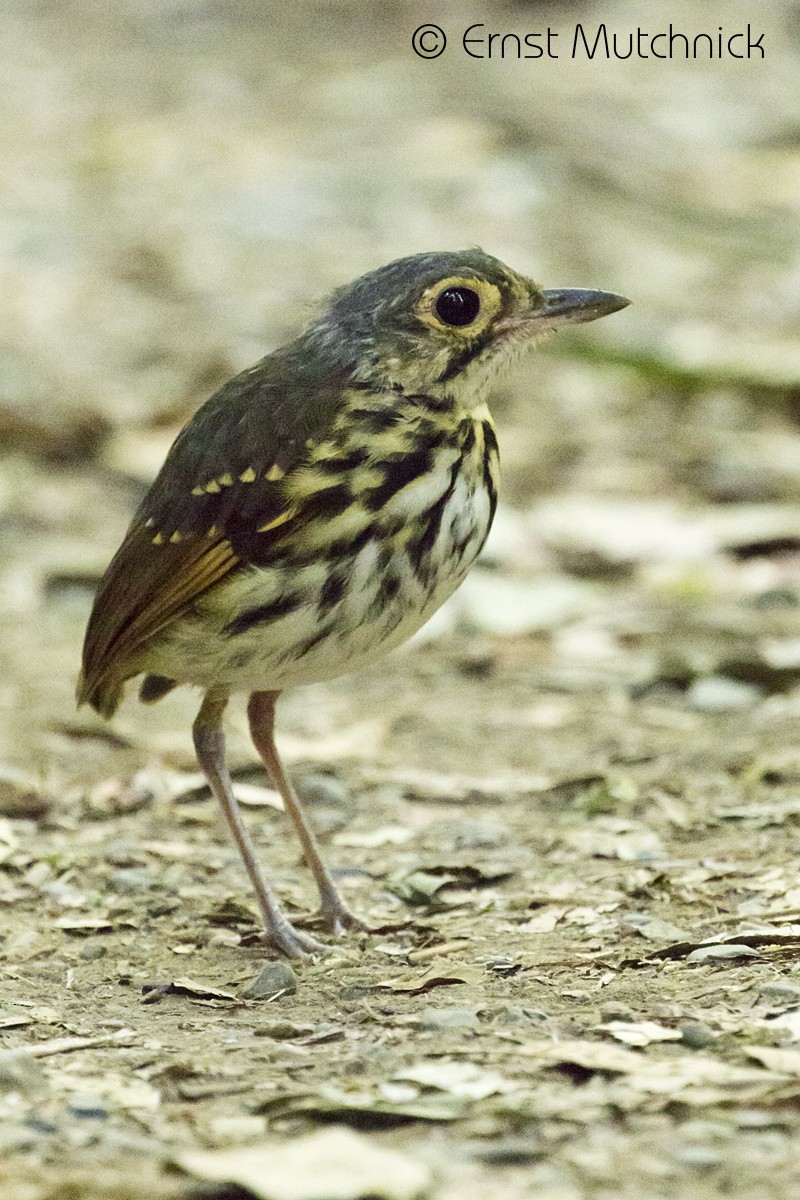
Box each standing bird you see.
[78,249,628,957]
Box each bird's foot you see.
[261,917,328,959]
[317,894,369,937]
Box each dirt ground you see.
[5,509,800,1200]
[3,2,800,1198]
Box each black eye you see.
[435,286,481,327]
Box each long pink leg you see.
[247,690,364,934]
[192,691,325,957]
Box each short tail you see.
[75,669,124,720]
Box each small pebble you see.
[426,818,508,851]
[108,867,153,893]
[759,982,800,1002]
[687,675,761,712]
[0,1052,44,1096]
[79,941,108,961]
[471,1135,544,1164]
[670,1145,723,1170]
[239,961,298,1000]
[418,1007,479,1031]
[67,1094,109,1119]
[0,767,50,820]
[255,1020,314,1039]
[456,644,496,678]
[680,1021,717,1049]
[297,774,350,810]
[298,774,354,834]
[599,1004,635,1023]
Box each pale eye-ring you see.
[434,286,481,327]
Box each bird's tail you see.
[75,669,124,720]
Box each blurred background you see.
[0,0,797,771]
[4,4,800,1195]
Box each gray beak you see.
[539,288,630,326]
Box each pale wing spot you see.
[265,464,286,482]
[169,531,183,544]
[239,467,256,483]
[307,439,340,464]
[218,473,234,487]
[286,467,338,499]
[257,508,296,533]
[205,480,221,494]
[191,485,205,497]
[152,532,165,545]
[207,524,219,538]
[144,517,155,528]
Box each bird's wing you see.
[78,352,347,713]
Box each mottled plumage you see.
[78,249,628,957]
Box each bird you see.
[77,249,629,958]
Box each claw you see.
[319,900,369,937]
[263,920,328,959]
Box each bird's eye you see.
[434,286,481,327]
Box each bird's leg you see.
[247,690,365,935]
[192,690,325,958]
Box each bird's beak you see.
[494,287,630,340]
[538,288,630,327]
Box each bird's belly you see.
[146,469,494,694]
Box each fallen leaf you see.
[646,930,800,962]
[176,1126,431,1199]
[54,916,115,934]
[744,1045,800,1074]
[21,1029,136,1057]
[334,825,414,849]
[145,977,240,1003]
[599,1021,683,1047]
[520,1040,785,1098]
[520,1039,647,1075]
[256,1086,466,1124]
[394,1061,516,1100]
[374,959,481,995]
[686,944,762,963]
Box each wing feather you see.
[78,525,239,713]
[78,345,348,715]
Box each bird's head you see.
[306,249,629,403]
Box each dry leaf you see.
[21,1029,136,1058]
[155,977,240,1002]
[685,944,762,963]
[53,916,116,934]
[375,959,481,995]
[744,1045,800,1075]
[334,825,414,849]
[394,1061,516,1100]
[520,1040,786,1098]
[600,1021,683,1047]
[176,1126,431,1200]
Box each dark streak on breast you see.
[223,591,304,637]
[362,448,434,511]
[406,457,461,589]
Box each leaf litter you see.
[6,3,800,1196]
